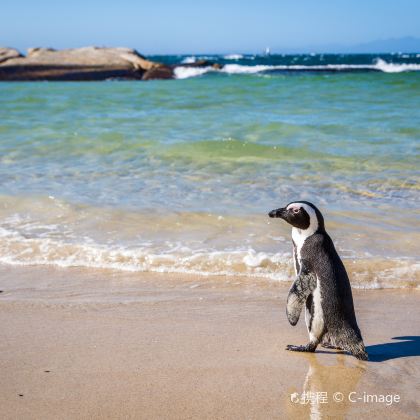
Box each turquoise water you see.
[0,57,419,286]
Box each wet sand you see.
[0,266,418,419]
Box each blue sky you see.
[1,0,419,54]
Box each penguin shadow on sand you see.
[366,336,420,362]
[286,353,365,420]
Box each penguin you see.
[268,201,368,360]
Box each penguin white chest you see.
[292,227,324,340]
[292,227,307,266]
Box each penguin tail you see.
[347,339,368,361]
[352,347,369,361]
[336,327,369,361]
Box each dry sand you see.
[0,265,418,419]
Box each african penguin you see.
[268,201,368,360]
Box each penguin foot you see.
[286,344,316,353]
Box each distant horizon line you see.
[7,48,420,56]
[145,51,420,55]
[6,35,420,56]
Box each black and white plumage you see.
[268,201,368,360]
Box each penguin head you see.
[268,201,325,232]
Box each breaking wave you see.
[181,56,196,64]
[174,66,212,79]
[0,217,418,289]
[174,59,420,79]
[223,54,244,60]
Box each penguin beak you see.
[268,207,286,218]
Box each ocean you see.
[0,53,419,288]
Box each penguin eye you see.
[292,207,300,214]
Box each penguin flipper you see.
[286,263,317,326]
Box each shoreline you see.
[0,265,418,419]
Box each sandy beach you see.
[0,265,418,419]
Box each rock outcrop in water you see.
[0,46,218,81]
[0,47,23,64]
